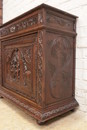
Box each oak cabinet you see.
[0,4,78,124]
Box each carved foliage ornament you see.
[37,31,43,105]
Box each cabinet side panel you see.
[45,31,75,105]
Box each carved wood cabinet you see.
[0,4,78,124]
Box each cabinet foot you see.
[0,96,3,98]
[70,109,75,112]
[36,120,45,125]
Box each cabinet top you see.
[0,4,77,39]
[1,3,77,27]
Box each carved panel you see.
[46,32,74,105]
[2,34,38,102]
[5,47,32,88]
[46,13,74,31]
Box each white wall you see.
[3,0,87,113]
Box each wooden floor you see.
[0,98,87,130]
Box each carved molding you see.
[41,100,77,119]
[0,90,42,118]
[0,89,77,120]
[37,31,43,105]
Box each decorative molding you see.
[0,90,42,117]
[0,89,77,120]
[37,31,43,105]
[41,100,77,119]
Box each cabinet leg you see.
[36,120,45,125]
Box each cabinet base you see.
[0,87,79,124]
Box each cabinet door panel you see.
[2,34,37,102]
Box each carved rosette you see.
[37,31,43,105]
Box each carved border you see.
[37,31,43,105]
[0,89,77,120]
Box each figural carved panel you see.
[2,34,38,102]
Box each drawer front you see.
[2,33,38,102]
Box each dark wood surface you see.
[0,4,78,124]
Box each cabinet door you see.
[2,33,38,102]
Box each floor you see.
[0,98,87,130]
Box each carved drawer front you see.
[2,34,37,102]
[45,32,74,105]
